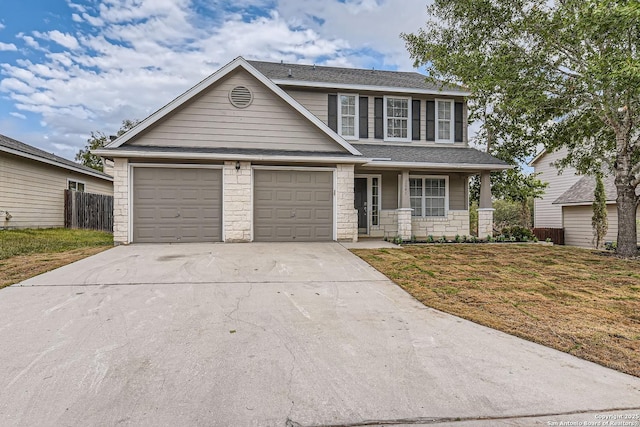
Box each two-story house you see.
[95,57,509,244]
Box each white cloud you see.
[0,0,434,157]
[0,42,17,51]
[10,112,26,120]
[38,30,80,50]
[0,23,5,30]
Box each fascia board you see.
[360,160,512,171]
[92,149,368,164]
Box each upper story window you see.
[338,94,358,139]
[68,180,85,192]
[436,99,454,142]
[384,96,411,141]
[410,176,448,217]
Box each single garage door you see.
[133,167,222,243]
[254,169,333,242]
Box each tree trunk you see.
[615,177,639,258]
[614,127,639,257]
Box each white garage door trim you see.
[251,165,337,241]
[128,163,225,243]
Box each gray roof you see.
[105,144,510,169]
[248,60,466,94]
[355,144,510,166]
[104,145,358,158]
[553,175,639,205]
[0,133,112,180]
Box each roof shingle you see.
[248,60,466,94]
[552,175,640,205]
[355,143,509,166]
[0,133,112,180]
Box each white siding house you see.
[530,147,580,228]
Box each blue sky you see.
[0,0,435,160]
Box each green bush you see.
[501,225,534,242]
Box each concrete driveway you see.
[1,243,639,427]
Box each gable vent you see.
[229,85,253,108]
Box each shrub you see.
[501,225,534,242]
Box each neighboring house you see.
[531,148,640,248]
[0,134,114,229]
[95,57,509,244]
[553,175,640,247]
[530,147,581,229]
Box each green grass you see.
[0,228,113,260]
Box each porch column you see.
[397,170,412,240]
[478,171,495,238]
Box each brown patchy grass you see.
[0,228,112,289]
[352,244,640,378]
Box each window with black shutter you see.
[328,94,337,132]
[412,99,421,141]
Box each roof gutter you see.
[360,160,512,171]
[93,149,369,164]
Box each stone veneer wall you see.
[411,210,470,238]
[223,161,252,242]
[477,208,495,238]
[366,210,470,240]
[113,157,129,245]
[369,210,398,238]
[336,164,357,242]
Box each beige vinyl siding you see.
[532,148,580,228]
[0,152,113,229]
[563,204,640,248]
[284,89,328,123]
[381,171,398,209]
[448,174,468,210]
[129,70,341,152]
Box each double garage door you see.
[132,167,333,243]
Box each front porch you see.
[352,169,494,241]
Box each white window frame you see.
[409,175,449,217]
[67,179,85,192]
[355,174,382,233]
[435,98,455,143]
[384,95,411,142]
[337,93,359,140]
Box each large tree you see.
[404,0,640,257]
[76,119,138,172]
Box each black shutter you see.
[359,96,368,139]
[426,100,435,141]
[454,102,464,142]
[374,97,383,139]
[328,94,337,132]
[412,99,421,141]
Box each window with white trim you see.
[371,177,379,226]
[338,94,358,139]
[68,180,85,192]
[384,96,410,141]
[410,177,447,217]
[436,99,454,142]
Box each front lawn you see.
[0,228,113,289]
[352,244,640,378]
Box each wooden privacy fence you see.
[533,227,565,245]
[64,190,114,232]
